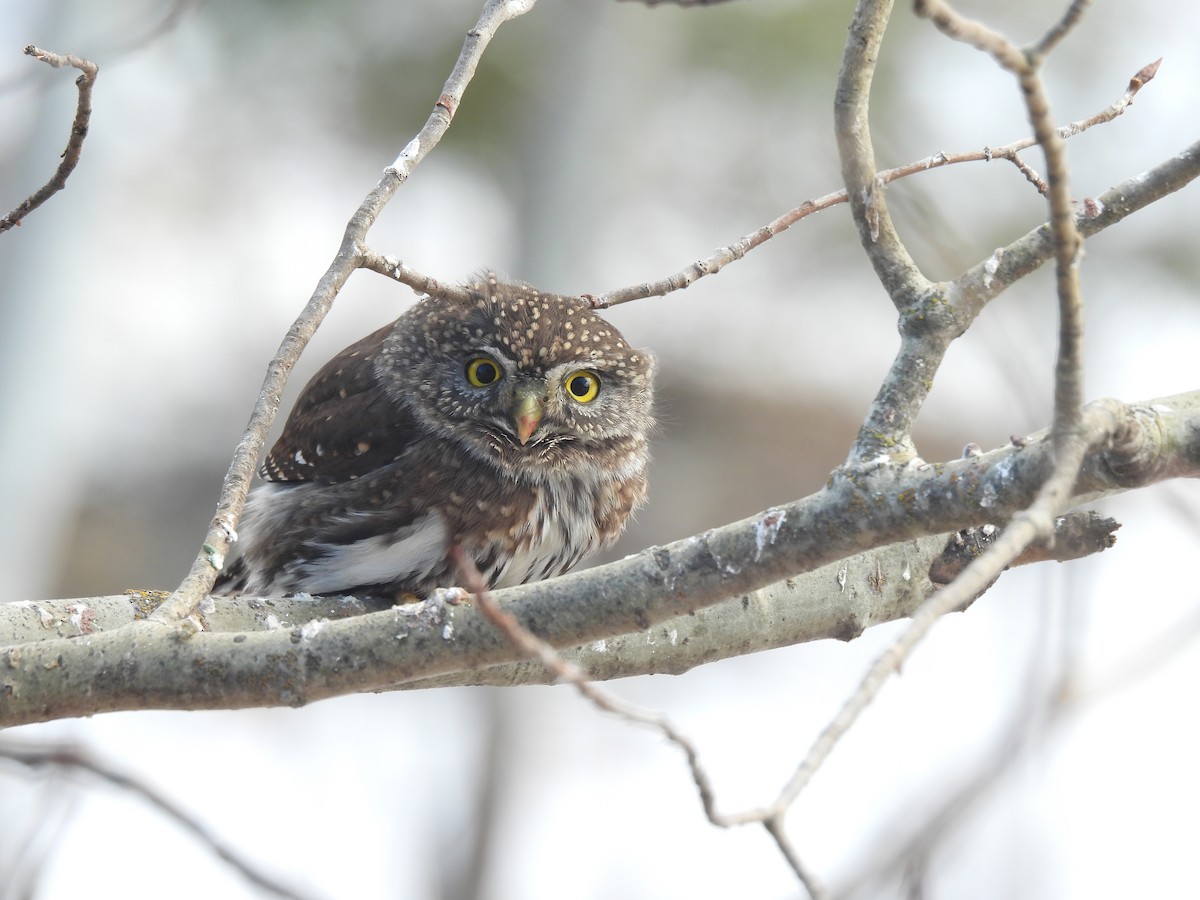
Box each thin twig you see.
[0,46,98,234]
[704,0,1102,857]
[359,250,474,303]
[838,603,1200,899]
[452,545,830,898]
[915,0,1088,451]
[593,56,1156,307]
[150,0,539,628]
[0,741,315,900]
[592,187,848,307]
[765,815,828,900]
[1031,0,1092,60]
[883,56,1160,193]
[105,0,204,59]
[450,545,844,890]
[742,406,1118,830]
[760,0,1094,845]
[449,546,726,819]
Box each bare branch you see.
[751,402,1121,829]
[453,547,727,822]
[882,56,1161,194]
[1030,0,1092,60]
[149,0,539,628]
[359,251,475,303]
[0,508,1119,690]
[950,137,1200,318]
[593,187,849,307]
[455,547,832,897]
[915,0,1086,448]
[594,56,1160,307]
[2,391,1195,727]
[913,1,1030,68]
[0,740,315,900]
[0,47,98,234]
[765,816,828,900]
[848,0,1114,464]
[835,0,932,308]
[778,0,1093,859]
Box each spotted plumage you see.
[213,274,654,600]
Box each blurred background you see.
[1,0,1198,897]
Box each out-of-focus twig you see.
[838,599,1200,899]
[0,741,315,900]
[450,547,722,807]
[455,546,832,896]
[593,56,1157,308]
[0,46,98,234]
[452,546,827,898]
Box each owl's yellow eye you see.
[565,370,600,403]
[466,357,502,387]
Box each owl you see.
[213,274,654,600]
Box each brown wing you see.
[259,322,418,485]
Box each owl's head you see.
[379,274,654,475]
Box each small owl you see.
[214,274,654,600]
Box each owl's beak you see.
[512,389,544,444]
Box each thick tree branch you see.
[2,391,1195,727]
[0,511,1118,686]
